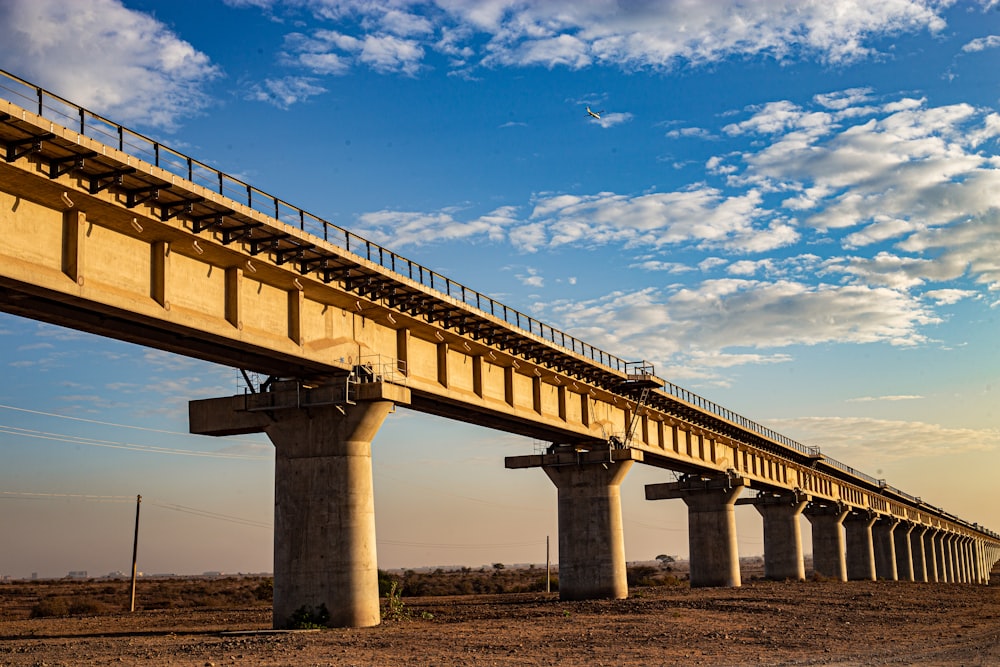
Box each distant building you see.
[1,575,11,583]
[66,570,88,579]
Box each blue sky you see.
[1,0,999,578]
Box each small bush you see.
[29,597,69,618]
[253,578,273,601]
[288,603,329,629]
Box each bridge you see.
[1,69,997,628]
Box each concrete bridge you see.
[1,70,997,628]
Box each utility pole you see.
[130,494,141,612]
[546,535,551,593]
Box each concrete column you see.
[646,474,747,588]
[943,533,956,582]
[894,523,915,582]
[936,532,950,582]
[543,458,633,600]
[959,538,972,583]
[873,517,899,581]
[923,528,938,583]
[844,511,877,581]
[265,400,393,628]
[911,526,929,582]
[751,492,809,581]
[189,381,410,629]
[804,502,849,582]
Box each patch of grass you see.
[288,603,329,629]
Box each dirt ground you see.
[2,579,1000,666]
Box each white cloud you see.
[629,261,695,274]
[246,77,327,108]
[237,0,963,74]
[962,35,1000,52]
[588,111,633,129]
[667,127,714,139]
[539,278,939,379]
[0,0,220,129]
[287,29,425,75]
[515,267,544,288]
[766,416,1000,462]
[846,395,924,402]
[923,288,978,305]
[355,206,516,247]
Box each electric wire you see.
[0,423,269,460]
[0,490,271,529]
[0,403,265,445]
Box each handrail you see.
[0,69,966,519]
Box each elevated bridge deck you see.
[1,69,997,626]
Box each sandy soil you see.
[2,580,999,666]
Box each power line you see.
[0,403,264,445]
[1,490,272,529]
[0,490,135,502]
[148,500,271,529]
[0,423,269,460]
[379,538,545,550]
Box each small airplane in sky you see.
[586,106,604,119]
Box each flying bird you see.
[586,106,604,119]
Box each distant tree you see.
[492,562,505,571]
[656,554,676,567]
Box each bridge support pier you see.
[911,526,929,582]
[506,446,643,601]
[873,517,899,581]
[936,532,951,582]
[190,381,410,629]
[844,511,877,581]
[894,522,915,582]
[804,502,848,581]
[923,528,939,582]
[646,473,747,588]
[745,491,808,581]
[543,458,633,600]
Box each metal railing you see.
[0,69,964,519]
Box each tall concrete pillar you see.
[923,528,938,583]
[894,523,915,582]
[749,491,809,581]
[543,458,633,600]
[266,400,392,628]
[959,537,972,583]
[943,533,956,582]
[873,517,899,581]
[190,381,410,629]
[911,526,929,583]
[646,473,747,588]
[804,502,848,581]
[844,511,877,581]
[936,532,950,582]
